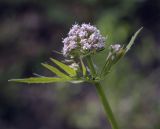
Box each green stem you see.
[86,55,96,76]
[86,55,119,129]
[95,82,119,129]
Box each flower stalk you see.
[86,55,119,129]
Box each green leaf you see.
[125,27,143,53]
[8,77,71,84]
[80,57,86,76]
[41,63,71,79]
[50,58,77,77]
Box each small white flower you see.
[69,63,79,71]
[62,23,106,57]
[83,43,91,50]
[89,33,97,42]
[79,31,87,38]
[68,24,80,36]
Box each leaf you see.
[125,27,143,53]
[50,58,76,77]
[80,57,86,76]
[8,77,71,84]
[41,63,71,79]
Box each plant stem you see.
[86,55,119,129]
[94,82,119,129]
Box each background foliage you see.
[0,0,160,129]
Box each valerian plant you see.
[9,23,142,129]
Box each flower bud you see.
[109,44,123,60]
[110,44,121,53]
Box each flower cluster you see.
[62,23,106,57]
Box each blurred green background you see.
[0,0,160,129]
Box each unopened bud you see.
[109,44,121,60]
[110,44,121,53]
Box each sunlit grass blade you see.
[125,27,143,53]
[80,57,86,76]
[8,77,71,84]
[41,63,71,79]
[50,58,76,77]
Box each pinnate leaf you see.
[41,63,71,79]
[50,58,76,77]
[125,27,143,53]
[8,77,71,84]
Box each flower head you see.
[62,23,106,57]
